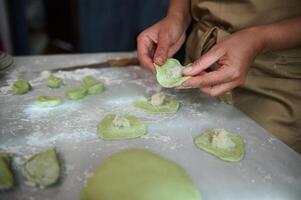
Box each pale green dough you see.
[35,96,62,107]
[81,76,98,88]
[47,75,64,88]
[66,87,87,100]
[0,153,14,190]
[194,128,244,162]
[22,149,60,187]
[155,58,190,88]
[97,114,147,140]
[88,82,105,95]
[13,79,31,95]
[81,149,201,200]
[133,96,180,114]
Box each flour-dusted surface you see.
[1,53,301,200]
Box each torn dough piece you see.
[81,76,105,95]
[0,153,14,190]
[66,87,87,100]
[155,58,190,88]
[35,96,62,107]
[80,149,202,200]
[47,75,64,88]
[81,76,98,88]
[133,92,180,114]
[13,80,31,95]
[97,114,147,140]
[194,128,244,162]
[22,149,60,187]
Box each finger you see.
[183,45,225,76]
[168,34,186,58]
[153,31,171,65]
[182,65,234,87]
[200,80,239,97]
[137,34,156,72]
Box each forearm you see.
[253,16,301,53]
[167,0,191,29]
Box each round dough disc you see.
[133,97,180,114]
[35,96,62,107]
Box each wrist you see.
[166,12,191,29]
[245,26,268,54]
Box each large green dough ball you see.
[88,82,105,95]
[81,149,202,200]
[97,114,147,140]
[155,58,190,88]
[35,96,62,107]
[66,87,87,100]
[21,149,60,187]
[13,79,31,95]
[0,155,14,190]
[47,75,64,88]
[194,128,245,162]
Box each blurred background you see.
[0,0,170,56]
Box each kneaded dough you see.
[35,96,62,107]
[0,153,14,190]
[87,82,104,95]
[80,149,201,200]
[22,149,60,187]
[194,128,244,162]
[66,87,87,100]
[81,76,98,88]
[13,80,31,95]
[133,92,180,114]
[155,58,190,88]
[47,75,64,88]
[97,114,147,140]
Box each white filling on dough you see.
[112,114,130,128]
[211,129,235,149]
[166,66,183,79]
[150,92,166,106]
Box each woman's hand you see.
[181,27,264,97]
[137,14,189,72]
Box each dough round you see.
[81,76,98,88]
[47,75,64,88]
[22,149,60,187]
[0,155,14,190]
[194,129,244,162]
[66,87,87,100]
[155,58,190,88]
[97,114,147,140]
[80,149,201,200]
[13,80,31,95]
[88,82,105,95]
[35,96,62,107]
[133,96,180,114]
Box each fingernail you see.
[183,66,192,73]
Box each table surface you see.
[0,52,301,200]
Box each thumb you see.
[183,46,225,76]
[153,31,171,65]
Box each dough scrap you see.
[0,153,14,190]
[80,149,202,200]
[81,76,98,88]
[21,149,60,187]
[66,87,87,100]
[87,82,104,95]
[133,92,180,114]
[194,128,244,162]
[97,114,147,140]
[13,80,31,95]
[47,75,64,88]
[155,58,190,88]
[35,96,62,107]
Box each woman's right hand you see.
[137,14,189,72]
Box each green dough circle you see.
[97,114,147,140]
[13,80,31,95]
[47,75,64,88]
[155,58,190,88]
[35,96,62,107]
[194,129,244,162]
[88,82,105,95]
[80,149,202,200]
[0,156,14,190]
[66,87,87,100]
[81,76,98,88]
[133,97,180,114]
[22,149,60,187]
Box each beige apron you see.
[185,0,301,154]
